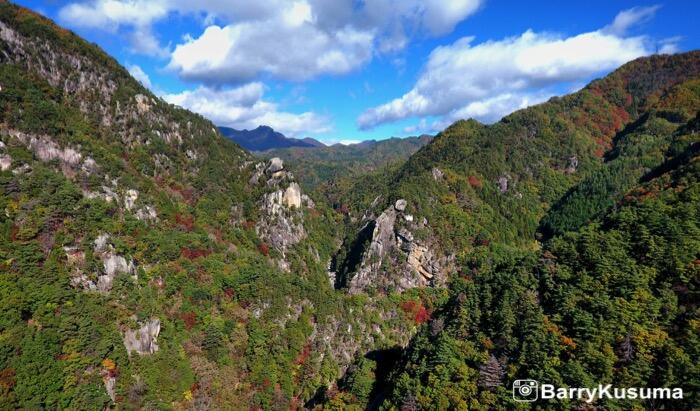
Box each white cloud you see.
[59,0,169,28]
[127,64,152,88]
[167,19,374,83]
[603,5,660,36]
[163,83,332,137]
[129,27,170,57]
[658,36,682,54]
[59,0,170,57]
[359,8,660,130]
[168,0,481,82]
[323,138,364,146]
[59,0,482,81]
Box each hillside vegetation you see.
[0,2,698,410]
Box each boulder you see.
[394,199,407,211]
[267,157,284,174]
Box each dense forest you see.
[262,135,432,192]
[0,2,698,410]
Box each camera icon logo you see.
[513,379,539,402]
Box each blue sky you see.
[16,1,700,144]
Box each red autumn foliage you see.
[175,213,195,231]
[0,368,16,390]
[401,300,432,324]
[414,306,431,324]
[295,343,312,365]
[468,175,482,188]
[258,242,270,256]
[179,187,195,203]
[224,287,235,299]
[180,247,210,260]
[9,225,19,241]
[290,396,301,411]
[181,312,197,330]
[242,220,256,230]
[401,300,418,313]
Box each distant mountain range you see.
[218,125,325,151]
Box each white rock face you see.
[348,207,397,293]
[134,94,151,113]
[123,319,160,356]
[0,154,11,171]
[498,175,509,193]
[135,205,158,222]
[81,157,97,174]
[124,189,138,210]
[92,233,136,292]
[94,234,111,253]
[103,375,116,403]
[254,159,308,256]
[283,183,302,208]
[12,130,82,166]
[347,203,449,294]
[394,199,407,211]
[104,254,132,276]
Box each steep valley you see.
[0,2,699,410]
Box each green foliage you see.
[1,3,699,410]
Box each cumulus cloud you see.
[168,19,374,83]
[358,8,663,130]
[59,0,170,57]
[59,0,481,81]
[163,83,332,137]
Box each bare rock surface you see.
[347,200,450,294]
[123,319,160,356]
[252,158,311,256]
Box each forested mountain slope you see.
[0,1,698,410]
[321,53,700,409]
[332,51,700,296]
[262,135,431,192]
[0,3,417,409]
[372,116,699,410]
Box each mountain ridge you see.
[0,1,698,409]
[218,125,325,151]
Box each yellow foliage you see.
[101,358,116,370]
[183,390,193,401]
